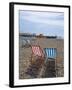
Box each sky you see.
[19,10,64,38]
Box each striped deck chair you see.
[26,45,45,78]
[43,48,57,77]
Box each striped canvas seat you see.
[44,48,57,59]
[31,45,44,58]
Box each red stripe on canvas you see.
[32,46,44,57]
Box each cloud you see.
[20,11,64,19]
[20,11,64,27]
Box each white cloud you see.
[20,11,64,27]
